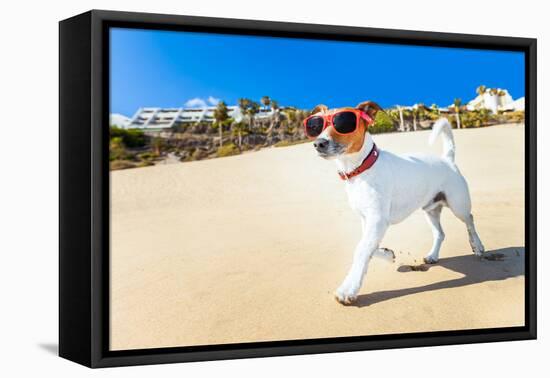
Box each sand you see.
[110,123,525,351]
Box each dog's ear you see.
[310,104,329,115]
[356,101,382,119]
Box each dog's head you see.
[309,101,381,159]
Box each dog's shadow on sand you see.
[354,246,525,308]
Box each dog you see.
[306,101,485,305]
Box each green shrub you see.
[424,111,440,121]
[504,111,525,123]
[182,148,209,161]
[110,137,131,161]
[461,109,491,128]
[447,115,458,128]
[217,143,241,157]
[369,112,396,134]
[110,126,147,148]
[138,152,155,160]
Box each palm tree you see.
[246,101,260,130]
[272,100,283,141]
[237,98,251,141]
[411,105,420,131]
[238,98,250,117]
[283,108,297,136]
[152,137,165,156]
[213,101,229,147]
[453,98,462,129]
[397,106,405,132]
[232,121,247,148]
[266,99,280,143]
[385,108,400,130]
[476,85,487,96]
[417,103,429,129]
[283,108,307,138]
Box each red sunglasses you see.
[303,109,374,139]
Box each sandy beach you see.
[110,123,525,351]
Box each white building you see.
[110,113,131,128]
[502,97,525,112]
[465,88,515,113]
[121,105,278,131]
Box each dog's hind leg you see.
[463,213,485,256]
[423,205,445,264]
[445,182,485,256]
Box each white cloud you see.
[184,97,207,108]
[207,96,221,106]
[184,96,221,108]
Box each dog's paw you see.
[423,255,439,264]
[470,235,485,256]
[472,245,485,257]
[335,282,359,305]
[334,292,357,305]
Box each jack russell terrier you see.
[304,101,485,305]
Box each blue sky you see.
[110,28,525,117]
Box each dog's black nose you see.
[314,138,329,152]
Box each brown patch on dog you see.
[433,191,446,203]
[310,104,329,115]
[311,103,382,155]
[423,191,447,211]
[325,123,366,154]
[328,101,382,154]
[324,106,369,154]
[356,101,383,119]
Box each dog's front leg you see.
[335,217,388,305]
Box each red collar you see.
[338,144,379,181]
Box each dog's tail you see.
[429,118,455,163]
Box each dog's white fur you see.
[317,118,485,305]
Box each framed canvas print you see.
[59,10,537,368]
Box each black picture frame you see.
[59,9,537,368]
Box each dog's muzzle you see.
[313,138,344,158]
[313,138,330,153]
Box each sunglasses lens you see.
[333,112,357,134]
[305,116,324,137]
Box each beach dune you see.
[110,124,525,351]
